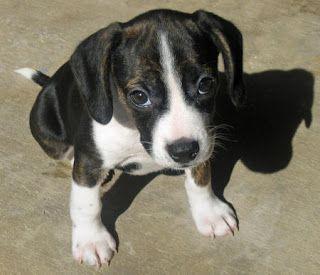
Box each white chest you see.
[92,118,163,175]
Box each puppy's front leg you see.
[70,159,116,267]
[185,161,238,237]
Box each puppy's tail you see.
[15,68,50,87]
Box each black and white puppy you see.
[16,9,245,267]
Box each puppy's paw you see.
[72,223,116,268]
[191,198,238,238]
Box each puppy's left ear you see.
[193,10,246,108]
[70,23,122,124]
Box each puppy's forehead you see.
[115,17,214,85]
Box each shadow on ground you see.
[101,68,314,248]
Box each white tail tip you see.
[15,68,37,80]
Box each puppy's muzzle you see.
[166,138,199,164]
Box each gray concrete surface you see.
[1,0,320,274]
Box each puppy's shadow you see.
[101,172,157,248]
[101,68,314,247]
[212,69,314,198]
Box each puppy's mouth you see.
[167,159,206,170]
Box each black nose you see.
[166,138,199,164]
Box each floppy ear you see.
[193,10,246,107]
[70,23,122,124]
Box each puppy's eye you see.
[128,89,151,107]
[197,76,214,95]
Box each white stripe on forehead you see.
[158,32,185,109]
[158,31,200,140]
[152,33,210,166]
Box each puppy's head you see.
[71,9,245,169]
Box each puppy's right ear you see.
[70,23,122,124]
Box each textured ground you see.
[1,0,319,274]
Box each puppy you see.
[16,9,245,267]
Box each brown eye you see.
[128,89,151,107]
[198,76,214,95]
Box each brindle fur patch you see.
[191,160,211,186]
[124,23,144,38]
[73,152,108,187]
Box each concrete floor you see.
[1,0,320,274]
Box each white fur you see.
[70,181,116,266]
[152,33,213,168]
[93,118,163,174]
[14,67,37,80]
[72,118,163,267]
[185,169,237,237]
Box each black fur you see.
[31,70,51,87]
[193,10,246,107]
[30,63,79,159]
[70,23,122,125]
[117,162,141,173]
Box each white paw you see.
[190,198,238,237]
[72,223,116,267]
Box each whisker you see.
[214,141,227,150]
[214,134,238,143]
[207,123,234,131]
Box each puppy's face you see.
[71,10,244,170]
[112,18,220,169]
